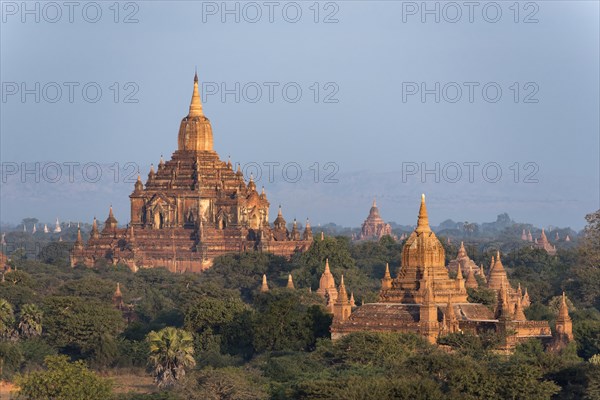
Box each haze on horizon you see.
[1,1,598,230]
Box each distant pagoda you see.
[446,241,481,280]
[71,73,312,272]
[533,229,557,255]
[357,198,394,240]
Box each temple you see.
[329,195,569,350]
[533,229,557,255]
[446,241,483,282]
[71,74,312,272]
[357,198,394,240]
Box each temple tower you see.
[383,194,468,303]
[260,274,269,292]
[555,292,573,341]
[317,259,338,310]
[333,275,352,322]
[177,72,214,152]
[287,274,295,289]
[419,266,439,343]
[113,283,124,310]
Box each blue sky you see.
[1,1,599,229]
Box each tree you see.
[18,303,43,338]
[16,355,112,399]
[251,290,326,353]
[175,367,268,400]
[0,298,15,339]
[580,210,600,269]
[42,296,124,362]
[147,327,196,388]
[467,287,497,308]
[38,242,72,266]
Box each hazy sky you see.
[1,1,599,229]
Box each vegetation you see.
[0,209,597,398]
[147,327,196,388]
[16,355,112,399]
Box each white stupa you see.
[54,218,62,233]
[44,224,49,233]
[32,224,37,234]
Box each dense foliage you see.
[0,210,598,398]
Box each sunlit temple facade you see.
[71,74,312,272]
[328,195,571,350]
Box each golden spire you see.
[325,258,331,274]
[350,292,356,307]
[558,292,570,320]
[384,263,391,279]
[372,197,376,207]
[287,274,295,289]
[188,71,204,117]
[381,262,393,291]
[456,263,463,280]
[513,295,526,321]
[76,226,82,243]
[465,268,478,288]
[260,274,269,292]
[458,241,467,258]
[338,275,349,304]
[114,282,122,297]
[416,194,431,233]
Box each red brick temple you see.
[71,74,312,272]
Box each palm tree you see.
[147,327,196,388]
[18,303,43,338]
[0,298,15,339]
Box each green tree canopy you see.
[16,355,112,400]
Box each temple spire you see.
[287,274,295,289]
[260,274,269,292]
[416,194,431,233]
[558,292,569,319]
[513,295,526,321]
[555,291,574,341]
[458,241,466,258]
[338,275,349,304]
[381,262,393,291]
[189,71,204,117]
[384,263,391,279]
[113,283,124,310]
